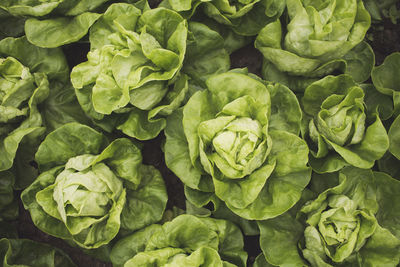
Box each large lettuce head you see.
[71,4,190,140]
[21,123,167,249]
[255,0,371,77]
[302,74,388,173]
[257,167,400,267]
[165,71,311,220]
[110,214,247,267]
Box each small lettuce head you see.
[302,74,388,173]
[165,71,311,220]
[21,123,167,249]
[257,167,400,267]
[301,194,377,264]
[255,0,371,77]
[110,214,247,267]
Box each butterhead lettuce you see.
[0,237,77,267]
[302,74,388,173]
[257,167,400,266]
[164,71,311,220]
[256,0,371,78]
[21,123,167,249]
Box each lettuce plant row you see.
[0,0,399,266]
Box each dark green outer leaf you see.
[35,122,108,170]
[120,165,168,231]
[41,82,92,133]
[343,41,375,84]
[0,238,77,267]
[375,171,400,239]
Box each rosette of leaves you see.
[0,36,69,189]
[257,167,400,267]
[301,74,388,173]
[71,3,229,140]
[255,0,371,83]
[0,238,77,267]
[0,0,110,48]
[21,123,168,249]
[110,214,247,267]
[160,0,286,36]
[164,71,311,220]
[371,52,400,117]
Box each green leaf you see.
[183,22,230,85]
[117,108,166,140]
[110,224,163,267]
[267,82,302,135]
[0,36,68,82]
[164,109,212,191]
[374,171,400,239]
[343,41,375,83]
[35,123,107,170]
[121,165,168,231]
[0,171,17,221]
[0,1,61,17]
[362,83,394,120]
[258,213,306,266]
[42,82,91,132]
[25,12,102,48]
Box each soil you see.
[7,9,400,267]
